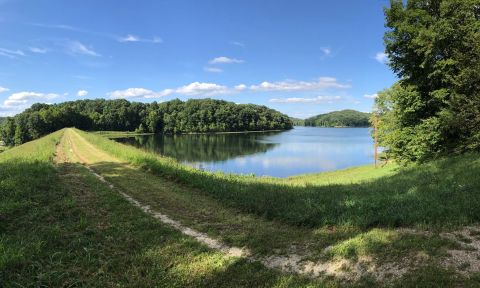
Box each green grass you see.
[2,128,480,287]
[65,129,460,275]
[79,128,480,229]
[0,130,329,287]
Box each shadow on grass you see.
[1,160,330,287]
[85,160,458,267]
[89,151,480,230]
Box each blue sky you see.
[0,0,396,118]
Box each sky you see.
[0,0,397,119]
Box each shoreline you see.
[95,129,288,137]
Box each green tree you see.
[379,0,480,161]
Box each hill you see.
[289,117,305,126]
[0,98,293,146]
[304,110,370,127]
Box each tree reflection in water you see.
[114,132,280,162]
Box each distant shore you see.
[95,129,286,138]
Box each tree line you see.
[0,98,293,146]
[374,0,480,163]
[304,110,370,127]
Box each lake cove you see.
[112,126,374,177]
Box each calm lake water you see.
[113,126,374,177]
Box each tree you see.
[379,0,480,162]
[1,118,16,146]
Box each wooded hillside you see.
[0,98,293,146]
[304,110,370,127]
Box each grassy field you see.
[2,128,480,287]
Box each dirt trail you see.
[55,129,480,283]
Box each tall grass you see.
[76,129,480,229]
[0,130,64,283]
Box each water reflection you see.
[113,127,374,177]
[114,131,280,162]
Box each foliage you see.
[377,0,480,162]
[0,98,292,146]
[289,117,305,126]
[304,110,371,127]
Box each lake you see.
[113,126,374,177]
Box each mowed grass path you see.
[1,130,328,287]
[2,128,480,287]
[66,129,480,285]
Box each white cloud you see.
[251,77,350,91]
[234,84,247,91]
[31,23,83,32]
[29,47,48,54]
[119,34,163,43]
[105,77,349,101]
[321,47,331,56]
[108,82,233,99]
[204,67,223,73]
[269,95,342,103]
[152,37,163,43]
[209,56,244,64]
[0,48,25,58]
[32,23,163,45]
[176,82,230,96]
[0,86,9,93]
[119,34,140,42]
[0,106,20,117]
[144,89,173,98]
[364,93,378,99]
[3,91,58,107]
[108,88,173,99]
[230,41,245,47]
[66,41,100,56]
[375,52,388,64]
[77,90,88,97]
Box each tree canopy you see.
[375,0,480,162]
[304,110,371,127]
[289,117,305,126]
[0,98,292,146]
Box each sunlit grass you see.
[3,129,480,287]
[77,128,480,229]
[0,130,327,287]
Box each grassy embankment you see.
[1,129,324,287]
[74,129,480,285]
[81,128,480,229]
[2,128,480,286]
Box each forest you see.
[304,110,370,127]
[289,117,305,126]
[0,98,292,146]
